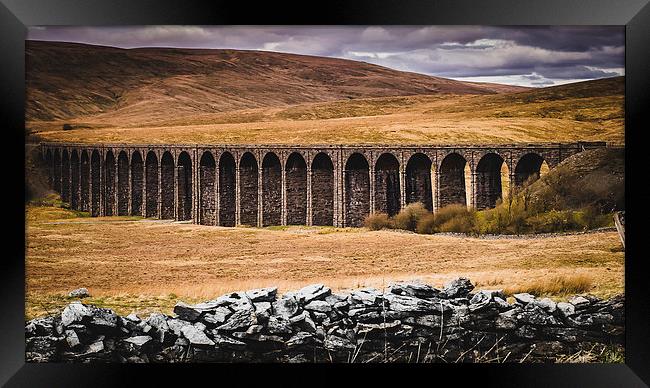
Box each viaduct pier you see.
[40,142,606,228]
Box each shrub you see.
[364,212,392,230]
[524,210,578,233]
[437,212,477,233]
[392,202,429,231]
[416,213,436,234]
[433,204,477,234]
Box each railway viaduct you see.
[40,142,606,228]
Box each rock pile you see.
[25,278,624,363]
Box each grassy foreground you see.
[26,203,624,320]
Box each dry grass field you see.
[31,78,624,145]
[26,204,624,320]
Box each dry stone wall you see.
[25,278,623,363]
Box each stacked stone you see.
[25,278,624,363]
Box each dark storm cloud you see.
[27,26,624,87]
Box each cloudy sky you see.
[27,26,624,87]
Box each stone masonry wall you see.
[25,278,623,363]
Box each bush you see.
[410,204,477,234]
[524,210,578,233]
[437,212,477,233]
[392,202,429,231]
[364,212,392,230]
[416,213,436,234]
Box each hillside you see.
[32,75,624,145]
[526,147,625,212]
[26,40,527,125]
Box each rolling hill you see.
[26,40,527,125]
[25,41,623,145]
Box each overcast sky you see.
[27,26,624,87]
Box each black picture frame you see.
[2,0,649,386]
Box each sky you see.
[27,26,624,87]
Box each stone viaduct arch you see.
[514,153,547,187]
[80,150,90,212]
[40,142,603,227]
[53,149,61,194]
[91,150,100,217]
[131,151,144,217]
[160,152,175,219]
[262,152,282,226]
[199,151,216,226]
[239,152,258,226]
[177,152,193,221]
[406,153,433,211]
[117,151,130,216]
[438,152,468,208]
[374,153,401,217]
[311,152,334,226]
[70,150,80,210]
[104,150,116,216]
[286,152,307,225]
[145,151,159,218]
[344,152,370,227]
[475,152,506,210]
[219,152,236,227]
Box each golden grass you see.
[30,87,624,145]
[503,274,594,297]
[25,204,624,319]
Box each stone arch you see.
[80,150,90,212]
[90,150,100,217]
[160,152,175,219]
[131,151,144,216]
[70,150,80,210]
[262,152,282,226]
[475,153,506,210]
[311,152,334,226]
[177,152,192,221]
[345,153,370,227]
[438,152,468,208]
[514,153,546,187]
[45,149,53,188]
[239,152,258,226]
[61,150,70,203]
[117,151,129,216]
[219,152,236,227]
[104,151,116,216]
[145,151,159,218]
[199,151,216,225]
[286,152,307,225]
[53,149,61,194]
[374,153,401,217]
[406,153,433,211]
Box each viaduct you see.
[39,141,606,228]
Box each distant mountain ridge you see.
[25,40,529,123]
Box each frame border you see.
[2,0,648,386]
